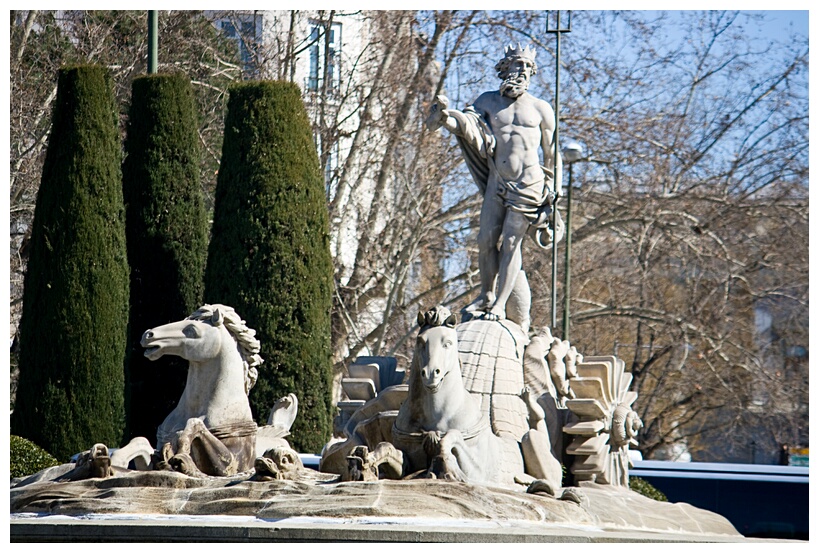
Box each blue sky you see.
[755,10,808,38]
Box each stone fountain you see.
[11,44,751,543]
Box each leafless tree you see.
[512,11,808,461]
[291,9,809,460]
[239,9,811,464]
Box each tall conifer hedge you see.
[11,66,129,461]
[204,82,334,453]
[122,74,208,444]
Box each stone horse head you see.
[142,304,262,396]
[414,306,460,394]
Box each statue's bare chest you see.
[487,102,541,133]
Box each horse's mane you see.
[418,305,457,330]
[188,304,263,395]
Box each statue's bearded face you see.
[499,58,533,98]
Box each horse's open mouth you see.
[144,346,161,359]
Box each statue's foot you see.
[153,442,175,471]
[479,311,502,322]
[482,302,507,321]
[168,453,206,478]
[422,431,442,458]
[478,304,508,322]
[464,294,493,313]
[428,455,467,482]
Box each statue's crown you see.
[503,43,536,63]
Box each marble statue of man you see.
[427,44,563,333]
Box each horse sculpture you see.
[391,306,562,491]
[141,304,263,477]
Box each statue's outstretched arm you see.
[426,95,480,136]
[428,95,495,162]
[426,95,459,134]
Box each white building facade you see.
[210,11,430,368]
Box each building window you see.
[218,14,260,77]
[308,21,341,93]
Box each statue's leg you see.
[519,387,563,493]
[472,188,505,312]
[110,436,153,470]
[153,441,175,471]
[547,339,571,397]
[521,387,548,434]
[174,417,201,456]
[174,418,238,477]
[489,210,529,320]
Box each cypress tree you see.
[11,66,129,461]
[122,74,208,444]
[204,82,334,453]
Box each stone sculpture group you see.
[13,43,637,495]
[10,44,743,541]
[427,43,563,333]
[319,43,641,494]
[322,306,565,496]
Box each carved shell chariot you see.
[456,317,531,442]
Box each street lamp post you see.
[148,11,158,74]
[562,141,583,341]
